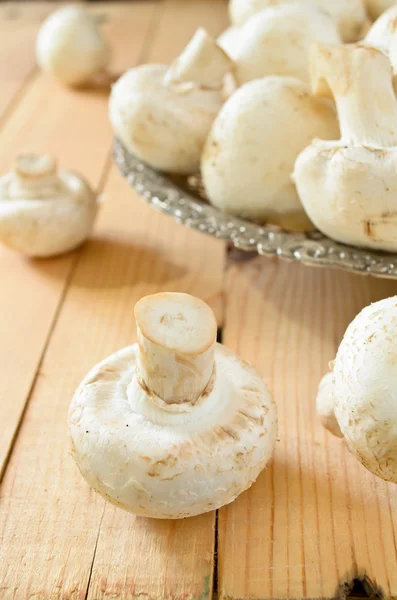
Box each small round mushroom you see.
[293,43,397,251]
[201,76,339,231]
[365,0,397,20]
[109,28,233,175]
[228,0,368,42]
[68,292,277,519]
[0,154,97,257]
[316,297,397,483]
[36,5,111,87]
[233,4,341,85]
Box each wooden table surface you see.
[1,2,397,599]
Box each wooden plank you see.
[0,172,225,598]
[218,256,397,600]
[0,3,55,121]
[0,2,156,480]
[0,1,228,596]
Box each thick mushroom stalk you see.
[68,292,277,518]
[316,372,342,438]
[365,5,397,83]
[311,43,397,147]
[134,293,217,404]
[293,43,397,251]
[164,28,233,89]
[10,154,61,198]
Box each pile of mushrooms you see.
[68,292,277,518]
[316,296,397,484]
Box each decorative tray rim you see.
[114,139,397,280]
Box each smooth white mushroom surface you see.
[36,5,111,86]
[233,4,341,85]
[228,0,368,42]
[294,43,397,251]
[0,154,97,257]
[366,5,397,74]
[109,28,233,174]
[217,26,240,58]
[201,76,339,231]
[68,292,277,519]
[325,296,397,483]
[316,372,342,438]
[365,0,397,20]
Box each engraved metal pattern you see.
[114,140,397,279]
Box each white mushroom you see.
[36,5,111,87]
[201,76,339,231]
[217,27,240,58]
[109,28,233,175]
[365,5,397,75]
[316,372,342,437]
[317,297,397,483]
[0,154,97,257]
[293,43,397,251]
[68,292,277,519]
[233,4,341,85]
[228,0,368,42]
[365,0,397,20]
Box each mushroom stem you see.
[311,43,397,147]
[10,154,61,197]
[134,293,217,405]
[13,154,57,180]
[163,28,233,90]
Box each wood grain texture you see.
[0,3,53,121]
[0,2,156,480]
[219,256,397,600]
[0,2,227,597]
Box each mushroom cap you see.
[0,155,97,257]
[201,76,338,230]
[234,4,341,85]
[365,0,397,20]
[316,372,342,437]
[229,0,367,42]
[333,297,397,483]
[293,139,397,251]
[36,5,110,86]
[109,64,224,174]
[68,343,277,519]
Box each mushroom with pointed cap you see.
[201,76,339,231]
[0,154,97,257]
[68,292,277,519]
[109,28,233,175]
[36,5,112,87]
[365,0,397,20]
[293,43,397,251]
[233,4,341,85]
[228,0,368,42]
[316,296,397,483]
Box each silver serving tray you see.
[114,139,397,279]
